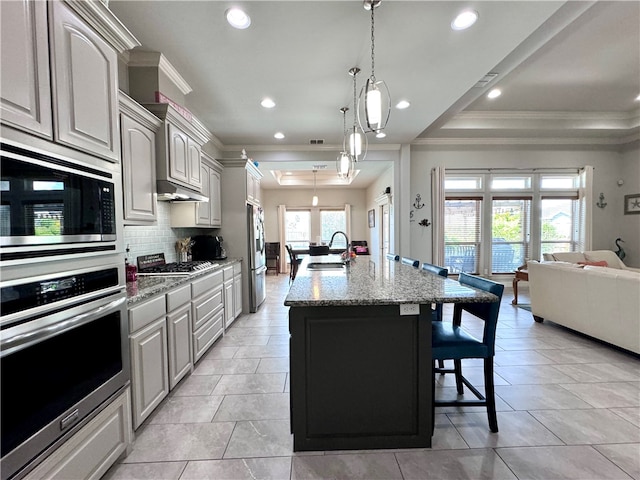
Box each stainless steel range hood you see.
[156,180,208,202]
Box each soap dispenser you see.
[125,244,137,282]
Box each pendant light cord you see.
[370,6,376,82]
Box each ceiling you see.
[109,1,640,189]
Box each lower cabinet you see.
[166,284,193,390]
[24,388,132,480]
[223,266,235,330]
[233,263,243,320]
[191,269,224,363]
[130,316,169,429]
[128,285,193,429]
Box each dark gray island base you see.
[285,256,498,452]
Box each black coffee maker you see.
[191,235,226,260]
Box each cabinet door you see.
[121,113,157,223]
[210,168,222,227]
[49,1,119,162]
[130,317,169,429]
[196,163,211,225]
[224,280,234,330]
[167,123,189,184]
[253,176,261,205]
[233,273,243,318]
[167,303,192,390]
[187,138,202,190]
[0,0,52,138]
[246,173,254,203]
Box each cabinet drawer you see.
[192,287,223,331]
[223,265,234,282]
[193,310,223,363]
[24,388,132,480]
[166,284,191,311]
[191,270,223,297]
[129,295,166,333]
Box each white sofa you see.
[527,260,640,354]
[546,250,640,272]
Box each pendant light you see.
[337,107,354,179]
[358,0,390,134]
[348,67,367,162]
[311,169,318,206]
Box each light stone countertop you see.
[284,255,498,307]
[126,258,242,305]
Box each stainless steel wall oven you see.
[0,143,117,262]
[0,265,129,480]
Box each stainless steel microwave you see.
[0,143,117,259]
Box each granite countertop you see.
[284,255,498,307]
[126,258,241,306]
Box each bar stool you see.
[432,273,504,432]
[401,256,420,267]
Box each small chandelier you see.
[337,107,354,179]
[348,67,367,162]
[358,0,390,134]
[311,169,318,206]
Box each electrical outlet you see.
[399,304,420,315]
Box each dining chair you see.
[386,253,400,261]
[285,245,302,283]
[421,262,449,371]
[401,256,420,267]
[432,272,504,432]
[265,242,281,275]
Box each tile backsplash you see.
[123,202,217,263]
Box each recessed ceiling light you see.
[226,8,251,29]
[274,132,285,139]
[487,88,502,99]
[261,98,275,108]
[451,9,478,30]
[395,100,410,109]
[285,172,292,175]
[376,131,386,138]
[636,94,640,102]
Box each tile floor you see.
[104,274,640,480]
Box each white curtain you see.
[431,166,446,266]
[577,166,593,251]
[277,204,288,272]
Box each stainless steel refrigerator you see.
[248,204,267,312]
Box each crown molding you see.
[118,91,162,131]
[412,135,639,147]
[128,51,193,95]
[219,143,402,153]
[64,0,140,52]
[442,110,640,131]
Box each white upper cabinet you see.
[119,92,162,224]
[246,169,261,206]
[0,0,139,162]
[171,153,223,228]
[145,103,209,195]
[49,1,120,162]
[0,0,52,138]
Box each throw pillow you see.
[578,260,608,267]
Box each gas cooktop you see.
[136,254,218,276]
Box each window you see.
[444,171,581,276]
[491,198,531,273]
[540,197,578,255]
[444,198,481,274]
[320,210,347,248]
[285,210,310,249]
[284,206,350,251]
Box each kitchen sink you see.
[306,262,345,270]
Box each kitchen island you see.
[284,255,498,452]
